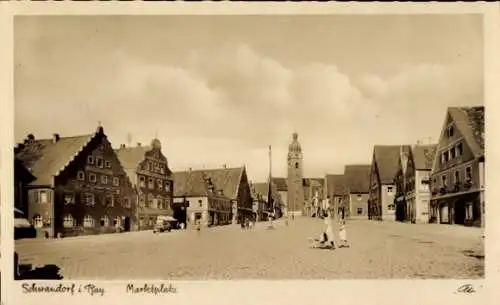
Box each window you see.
[295,162,299,169]
[112,177,120,186]
[357,208,363,215]
[123,197,131,208]
[165,181,171,192]
[387,186,394,193]
[160,167,165,174]
[87,156,94,164]
[466,166,472,181]
[157,179,163,190]
[454,171,460,184]
[139,195,146,207]
[447,125,454,137]
[114,217,121,228]
[444,151,449,162]
[83,193,95,206]
[450,147,456,159]
[457,143,463,156]
[89,173,97,183]
[148,177,154,189]
[100,216,109,227]
[105,195,114,207]
[147,196,154,208]
[151,198,158,209]
[96,157,104,168]
[198,199,203,207]
[39,190,48,204]
[77,171,85,181]
[139,217,145,227]
[441,175,447,187]
[83,215,95,228]
[33,215,43,228]
[357,195,363,201]
[388,204,395,211]
[101,175,108,184]
[105,160,111,168]
[63,192,74,205]
[139,176,146,187]
[63,214,74,228]
[157,197,163,209]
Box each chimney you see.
[120,144,126,149]
[137,142,141,147]
[52,133,60,143]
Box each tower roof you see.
[288,132,302,153]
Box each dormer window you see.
[87,156,94,164]
[447,125,454,137]
[105,160,111,168]
[456,143,463,156]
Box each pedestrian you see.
[338,219,349,248]
[310,211,336,249]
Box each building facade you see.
[369,145,410,221]
[14,126,137,238]
[395,145,437,223]
[287,132,305,217]
[343,165,371,218]
[324,174,346,218]
[303,178,324,217]
[115,139,174,230]
[14,158,35,216]
[429,107,485,227]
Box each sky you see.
[14,15,483,182]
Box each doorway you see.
[123,217,131,232]
[454,201,466,225]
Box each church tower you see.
[287,132,304,217]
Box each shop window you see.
[33,215,43,228]
[83,215,95,228]
[63,214,74,228]
[100,216,110,227]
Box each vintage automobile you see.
[14,208,37,240]
[153,216,177,233]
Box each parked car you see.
[153,216,177,233]
[14,208,37,240]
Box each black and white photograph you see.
[1,3,498,305]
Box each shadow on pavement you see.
[16,264,64,280]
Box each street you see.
[15,218,484,280]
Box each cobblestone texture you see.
[15,218,484,279]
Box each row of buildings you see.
[14,125,274,238]
[269,106,485,228]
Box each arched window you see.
[63,214,75,228]
[100,216,110,227]
[83,215,95,228]
[33,215,43,228]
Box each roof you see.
[412,144,437,170]
[448,106,485,158]
[373,145,411,184]
[303,178,324,187]
[325,174,346,196]
[173,167,244,200]
[15,133,97,186]
[344,165,371,193]
[172,171,210,197]
[272,177,288,191]
[114,145,151,186]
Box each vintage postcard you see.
[0,2,498,305]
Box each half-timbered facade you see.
[14,126,136,238]
[429,106,484,227]
[115,139,174,230]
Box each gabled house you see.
[272,177,288,213]
[114,139,174,230]
[250,181,279,221]
[369,145,411,221]
[429,106,484,227]
[172,170,232,227]
[173,166,253,225]
[343,165,371,218]
[14,126,136,238]
[324,174,346,218]
[394,144,437,223]
[14,158,35,216]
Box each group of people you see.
[310,211,349,250]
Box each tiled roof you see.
[344,165,371,194]
[412,144,437,170]
[114,146,151,186]
[272,177,288,191]
[173,167,244,200]
[172,171,210,197]
[325,174,346,196]
[449,106,485,158]
[303,178,324,187]
[373,145,411,184]
[15,133,96,186]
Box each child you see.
[338,220,349,248]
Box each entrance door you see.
[124,217,131,232]
[454,201,466,225]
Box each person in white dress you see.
[338,219,349,248]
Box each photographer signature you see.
[455,284,480,295]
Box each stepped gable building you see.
[343,165,371,218]
[369,145,411,221]
[14,126,136,238]
[429,106,484,227]
[114,139,174,230]
[394,144,437,223]
[173,166,252,225]
[172,169,232,227]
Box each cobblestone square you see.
[15,218,484,280]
